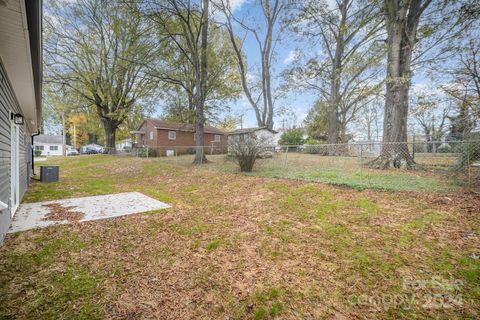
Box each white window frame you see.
[168,131,176,140]
[214,134,221,142]
[149,131,154,140]
[49,145,58,151]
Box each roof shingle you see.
[145,119,225,134]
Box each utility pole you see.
[73,124,77,148]
[62,113,66,156]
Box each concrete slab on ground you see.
[8,192,170,233]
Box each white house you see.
[34,135,64,156]
[227,127,278,146]
[116,138,133,151]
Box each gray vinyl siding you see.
[0,61,31,243]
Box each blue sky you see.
[213,0,317,130]
[45,0,453,135]
[203,0,446,132]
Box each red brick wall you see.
[135,121,226,155]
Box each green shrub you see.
[137,147,157,157]
[279,128,304,146]
[436,145,452,153]
[34,150,42,157]
[304,138,323,154]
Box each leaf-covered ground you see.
[0,155,479,319]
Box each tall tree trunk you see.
[263,0,274,130]
[370,0,427,169]
[102,119,117,154]
[187,89,194,124]
[193,0,209,164]
[326,0,347,155]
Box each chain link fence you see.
[106,140,480,193]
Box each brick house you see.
[133,119,227,155]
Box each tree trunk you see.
[369,0,425,169]
[193,0,209,165]
[102,119,117,154]
[102,120,117,154]
[263,0,274,130]
[326,0,346,149]
[373,79,415,168]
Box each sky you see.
[209,0,316,130]
[204,0,455,133]
[44,0,468,136]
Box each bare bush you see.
[229,138,267,172]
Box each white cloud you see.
[245,72,256,81]
[284,49,300,64]
[228,0,248,12]
[211,0,248,23]
[410,83,444,97]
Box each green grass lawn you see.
[1,155,479,319]
[163,153,463,192]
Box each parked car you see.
[80,146,98,154]
[66,148,79,156]
[80,144,104,154]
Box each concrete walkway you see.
[9,192,170,233]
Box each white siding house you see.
[34,135,64,156]
[116,138,133,151]
[227,127,278,146]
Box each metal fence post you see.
[284,145,288,167]
[360,143,363,163]
[412,134,416,161]
[359,143,363,187]
[467,142,471,187]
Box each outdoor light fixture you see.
[11,113,24,125]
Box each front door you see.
[10,118,20,217]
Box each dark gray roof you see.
[228,127,278,135]
[35,134,62,144]
[142,119,225,134]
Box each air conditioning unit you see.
[40,165,59,182]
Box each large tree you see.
[286,0,384,144]
[371,0,477,168]
[156,24,241,124]
[216,0,286,130]
[44,0,157,153]
[139,0,212,164]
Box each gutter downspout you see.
[31,131,40,176]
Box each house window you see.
[214,134,221,142]
[49,146,58,151]
[35,145,44,151]
[149,131,154,140]
[168,131,176,140]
